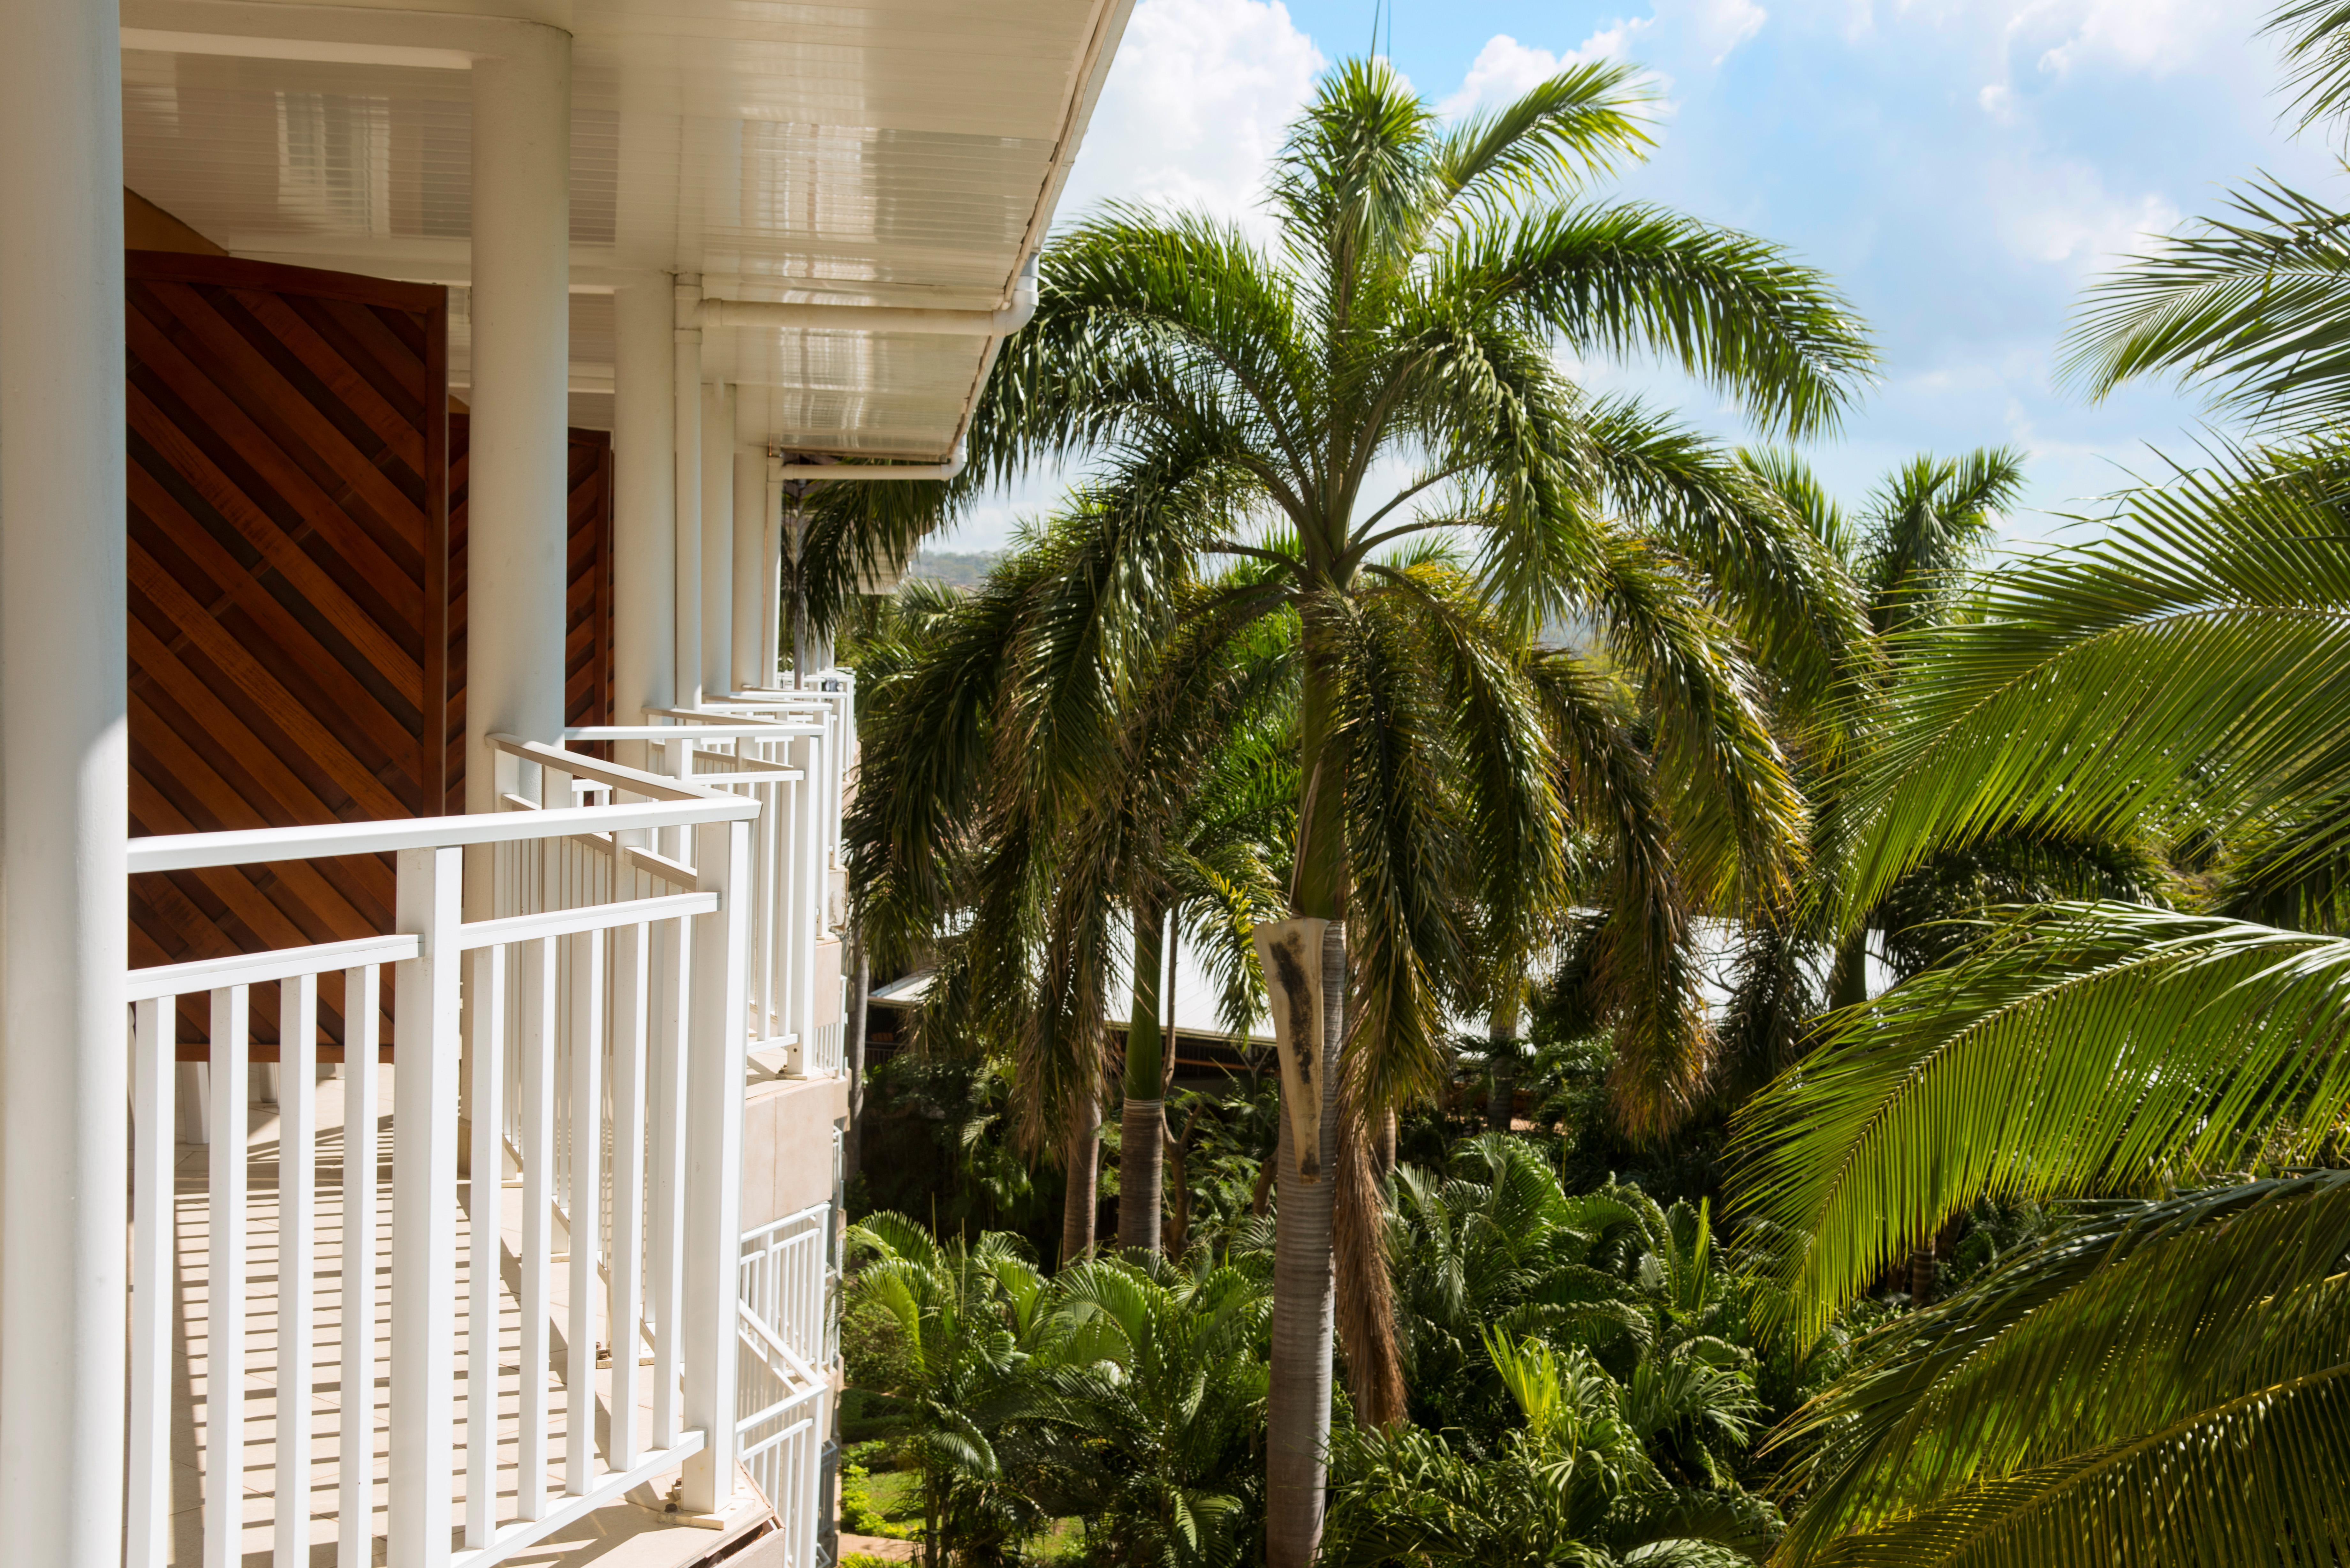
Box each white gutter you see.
[700,257,1036,338]
[770,446,966,483]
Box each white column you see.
[612,278,675,724]
[701,383,733,698]
[732,451,767,692]
[466,24,572,806]
[672,277,704,710]
[0,3,130,1561]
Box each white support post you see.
[464,21,572,809]
[390,846,464,1568]
[762,473,786,690]
[789,733,825,1068]
[673,277,704,709]
[680,818,751,1513]
[613,276,675,727]
[732,451,766,693]
[608,923,651,1473]
[0,3,131,1561]
[701,384,734,700]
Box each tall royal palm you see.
[837,59,1873,1564]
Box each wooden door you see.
[125,251,449,1057]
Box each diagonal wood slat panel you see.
[127,253,618,1056]
[444,416,615,813]
[126,251,448,1058]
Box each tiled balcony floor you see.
[165,1067,770,1567]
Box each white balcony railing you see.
[737,1203,837,1567]
[126,743,758,1568]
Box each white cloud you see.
[2031,0,2237,80]
[1993,160,2180,273]
[1661,0,1770,62]
[1439,33,1645,118]
[1057,0,1322,237]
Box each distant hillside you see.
[904,550,1004,589]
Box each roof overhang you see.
[119,0,1132,458]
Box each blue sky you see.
[943,0,2337,552]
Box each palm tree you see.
[1732,448,2350,1560]
[836,58,1872,1561]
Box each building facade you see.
[0,3,1130,1565]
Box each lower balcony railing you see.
[737,1203,838,1568]
[125,743,762,1568]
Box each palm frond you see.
[1779,1173,2350,1567]
[2061,176,2350,434]
[1733,902,2350,1337]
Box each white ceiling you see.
[120,0,1129,457]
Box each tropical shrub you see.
[1325,1331,1781,1567]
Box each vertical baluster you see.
[518,936,557,1518]
[465,947,506,1548]
[608,923,649,1472]
[207,986,250,1568]
[277,973,319,1567]
[129,996,175,1568]
[683,815,752,1512]
[648,917,689,1449]
[339,965,381,1568]
[389,845,463,1568]
[565,927,605,1492]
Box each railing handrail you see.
[128,736,761,874]
[565,722,819,741]
[741,1202,833,1245]
[127,796,754,874]
[126,932,420,1002]
[489,735,707,802]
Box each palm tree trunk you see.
[843,934,870,1183]
[1120,900,1167,1253]
[1061,1091,1100,1267]
[1828,928,1870,1013]
[1268,917,1342,1568]
[1485,986,1521,1131]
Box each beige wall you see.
[741,1072,849,1231]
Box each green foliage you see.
[1385,1135,1798,1471]
[1324,1328,1782,1568]
[838,1456,907,1540]
[844,1215,1275,1565]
